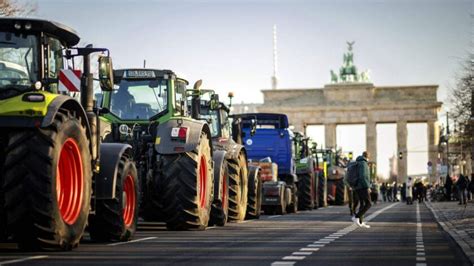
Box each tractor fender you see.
[212,150,227,203]
[225,144,247,162]
[95,143,133,199]
[154,118,212,155]
[42,95,92,141]
[296,157,314,175]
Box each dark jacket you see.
[355,155,370,190]
[457,175,468,190]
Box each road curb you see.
[424,201,474,265]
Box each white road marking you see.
[292,252,312,256]
[271,202,399,265]
[107,237,157,246]
[415,203,426,264]
[416,263,427,266]
[268,215,282,219]
[300,248,320,252]
[271,262,295,266]
[307,244,325,247]
[282,256,305,260]
[0,256,49,265]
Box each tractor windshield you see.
[0,32,38,98]
[110,79,168,120]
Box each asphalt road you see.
[0,202,470,266]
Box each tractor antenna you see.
[271,24,278,90]
[143,59,146,68]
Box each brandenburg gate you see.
[235,43,442,180]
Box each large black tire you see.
[335,179,346,205]
[3,110,92,250]
[89,155,139,242]
[318,173,327,208]
[209,159,229,226]
[246,166,262,219]
[227,153,248,222]
[313,172,319,209]
[297,174,315,210]
[158,132,214,230]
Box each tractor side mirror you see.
[193,79,203,90]
[98,56,114,91]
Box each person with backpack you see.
[351,151,372,228]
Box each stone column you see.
[325,123,337,149]
[427,120,439,183]
[397,121,408,183]
[366,121,377,163]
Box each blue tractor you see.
[237,113,300,214]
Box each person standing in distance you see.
[351,151,372,228]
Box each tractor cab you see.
[0,18,79,100]
[101,69,189,122]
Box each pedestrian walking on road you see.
[344,174,360,216]
[456,174,468,205]
[387,185,393,202]
[401,182,407,202]
[406,177,413,205]
[351,151,372,228]
[370,182,379,205]
[381,183,387,202]
[393,182,398,202]
[445,175,453,201]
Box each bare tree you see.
[0,0,37,17]
[449,53,474,176]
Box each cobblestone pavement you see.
[426,200,474,265]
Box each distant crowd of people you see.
[359,174,473,206]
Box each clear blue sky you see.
[31,0,471,178]
[33,0,471,104]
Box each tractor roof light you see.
[24,22,32,30]
[14,22,21,30]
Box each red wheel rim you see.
[222,173,227,211]
[56,138,84,225]
[123,174,136,227]
[198,156,208,208]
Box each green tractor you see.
[318,148,347,205]
[0,18,139,250]
[98,68,214,230]
[196,91,261,225]
[293,132,319,210]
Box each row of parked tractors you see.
[0,18,348,251]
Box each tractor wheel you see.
[0,136,6,240]
[4,110,92,250]
[313,174,319,209]
[297,174,315,210]
[89,155,139,242]
[227,153,248,222]
[335,179,345,205]
[209,160,229,226]
[286,186,298,214]
[158,132,213,230]
[318,173,327,208]
[245,167,262,219]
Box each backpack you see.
[346,161,359,188]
